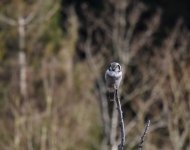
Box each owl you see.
[105,62,122,101]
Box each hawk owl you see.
[105,62,122,101]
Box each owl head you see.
[108,62,122,72]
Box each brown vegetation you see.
[0,0,190,150]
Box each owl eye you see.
[117,65,121,71]
[109,65,112,71]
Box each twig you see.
[0,14,16,26]
[115,89,125,150]
[138,120,150,150]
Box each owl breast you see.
[105,71,122,89]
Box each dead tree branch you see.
[115,89,125,150]
[138,120,150,150]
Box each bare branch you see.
[25,0,44,25]
[138,120,150,150]
[18,51,27,99]
[43,5,59,22]
[115,89,125,150]
[0,14,16,26]
[18,17,26,51]
[109,103,119,150]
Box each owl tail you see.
[107,91,115,101]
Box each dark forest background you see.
[0,0,190,150]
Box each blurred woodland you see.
[0,0,190,150]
